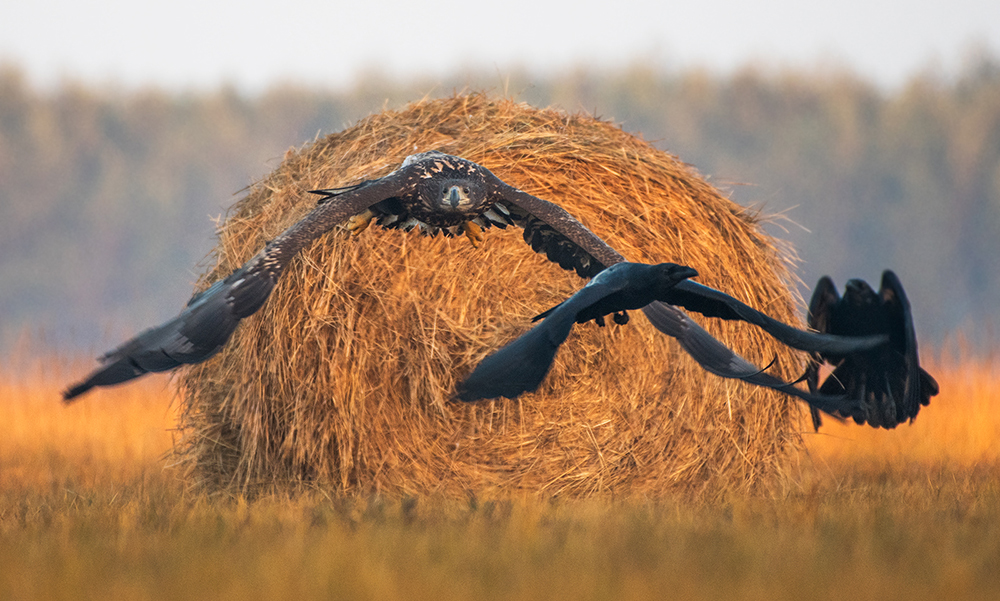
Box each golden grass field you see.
[2,338,999,601]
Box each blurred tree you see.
[1,58,997,351]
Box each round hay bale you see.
[177,93,806,498]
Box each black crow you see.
[804,271,939,429]
[456,262,865,422]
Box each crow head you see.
[844,278,879,307]
[653,263,699,292]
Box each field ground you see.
[2,340,999,600]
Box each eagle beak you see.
[446,186,462,209]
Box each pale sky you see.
[2,0,998,92]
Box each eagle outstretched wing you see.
[484,183,617,279]
[63,169,421,401]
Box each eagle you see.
[804,271,939,429]
[63,151,883,411]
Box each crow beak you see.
[673,266,698,281]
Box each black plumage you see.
[456,263,698,402]
[804,271,939,429]
[456,262,866,421]
[534,279,889,357]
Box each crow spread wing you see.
[455,268,641,402]
[534,279,888,355]
[665,280,889,355]
[636,300,860,419]
[495,177,887,359]
[878,271,939,424]
[803,276,846,429]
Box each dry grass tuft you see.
[177,93,807,497]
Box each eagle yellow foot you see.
[463,221,485,248]
[346,209,376,236]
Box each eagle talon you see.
[346,209,376,237]
[463,221,485,248]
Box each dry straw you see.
[177,93,807,498]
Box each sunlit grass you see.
[2,342,999,600]
[0,351,178,493]
[803,339,1000,468]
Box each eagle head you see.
[423,178,488,215]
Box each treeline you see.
[1,59,998,351]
